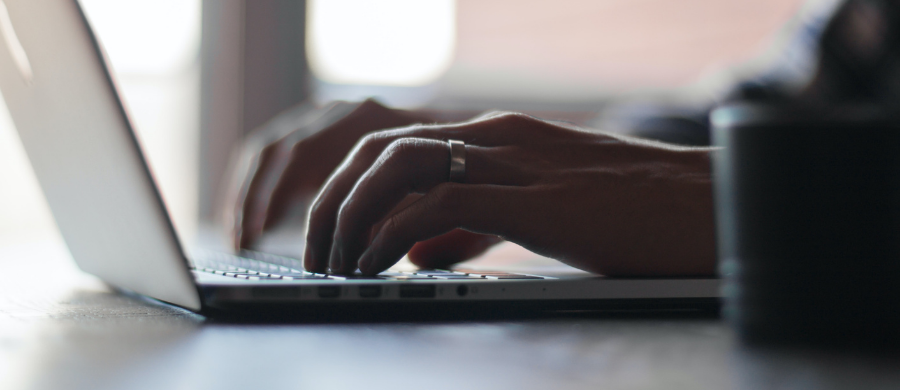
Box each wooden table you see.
[1,237,897,390]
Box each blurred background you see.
[0,0,808,247]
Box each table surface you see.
[1,237,898,390]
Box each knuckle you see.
[429,183,465,212]
[382,138,422,163]
[358,98,391,113]
[359,131,381,146]
[491,111,520,118]
[356,132,383,155]
[475,112,541,132]
[473,109,511,121]
[358,127,436,160]
[380,213,403,236]
[258,142,279,161]
[308,199,325,220]
[353,131,391,159]
[358,130,414,159]
[387,124,430,138]
[495,111,537,125]
[289,139,307,157]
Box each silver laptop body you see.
[0,0,718,315]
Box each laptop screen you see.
[0,0,200,309]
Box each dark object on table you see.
[711,102,900,350]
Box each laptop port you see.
[358,285,382,298]
[252,287,302,300]
[399,284,436,298]
[317,286,341,298]
[456,285,468,297]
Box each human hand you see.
[305,112,718,276]
[229,99,502,266]
[229,99,431,249]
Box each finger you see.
[263,102,428,229]
[223,144,260,251]
[326,138,447,273]
[326,139,531,274]
[357,183,522,275]
[304,118,537,272]
[236,142,292,250]
[407,229,503,269]
[232,101,353,249]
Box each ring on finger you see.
[448,139,466,183]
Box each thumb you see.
[407,229,503,269]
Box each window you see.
[308,0,808,108]
[0,0,202,241]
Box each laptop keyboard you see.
[190,250,546,281]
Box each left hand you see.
[304,112,718,276]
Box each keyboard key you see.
[461,271,531,277]
[282,275,330,280]
[383,275,434,280]
[413,270,454,275]
[278,272,312,277]
[377,272,407,277]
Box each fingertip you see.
[302,245,317,272]
[303,229,332,273]
[238,231,254,251]
[239,217,265,251]
[357,248,376,276]
[328,241,342,273]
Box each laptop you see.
[0,0,718,316]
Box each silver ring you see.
[448,139,466,183]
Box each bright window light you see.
[78,0,200,75]
[307,0,456,86]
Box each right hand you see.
[226,99,502,267]
[301,112,717,276]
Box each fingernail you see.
[358,248,375,275]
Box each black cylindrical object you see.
[711,103,900,349]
